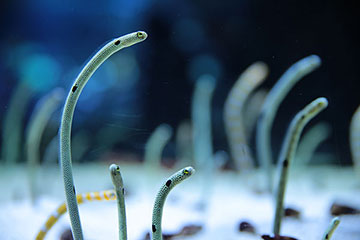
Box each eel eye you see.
[183,169,190,175]
[137,32,144,39]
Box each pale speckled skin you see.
[323,217,340,240]
[109,164,127,240]
[273,97,328,235]
[224,62,268,171]
[256,55,321,192]
[151,166,195,240]
[350,105,360,174]
[59,31,147,240]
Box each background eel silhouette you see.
[256,55,321,192]
[224,61,268,171]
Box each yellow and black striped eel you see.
[35,190,116,240]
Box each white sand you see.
[0,163,359,240]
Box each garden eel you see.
[273,97,328,235]
[26,88,64,203]
[2,83,32,165]
[224,61,268,171]
[175,120,193,168]
[256,55,321,192]
[144,123,173,169]
[243,89,268,141]
[59,31,147,240]
[350,105,360,176]
[35,190,116,240]
[295,122,331,166]
[322,217,340,240]
[152,166,195,240]
[109,164,127,240]
[191,75,215,211]
[192,75,215,169]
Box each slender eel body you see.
[35,190,116,240]
[350,105,360,175]
[243,89,268,140]
[175,120,193,168]
[256,55,321,192]
[273,97,328,235]
[322,217,340,240]
[295,122,331,166]
[191,75,215,210]
[144,124,173,169]
[26,88,64,203]
[224,62,268,171]
[59,31,147,239]
[192,75,215,170]
[109,164,127,240]
[151,166,195,240]
[2,83,32,165]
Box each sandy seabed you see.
[0,163,359,240]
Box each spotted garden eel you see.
[256,55,321,192]
[224,61,268,171]
[273,97,328,235]
[322,217,340,240]
[350,105,360,176]
[151,166,195,240]
[109,164,127,240]
[59,31,147,239]
[35,190,116,240]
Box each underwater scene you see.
[0,1,359,239]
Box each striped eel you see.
[224,62,268,170]
[35,190,116,240]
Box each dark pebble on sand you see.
[238,221,256,233]
[284,207,301,218]
[330,202,360,216]
[261,234,298,240]
[60,228,73,240]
